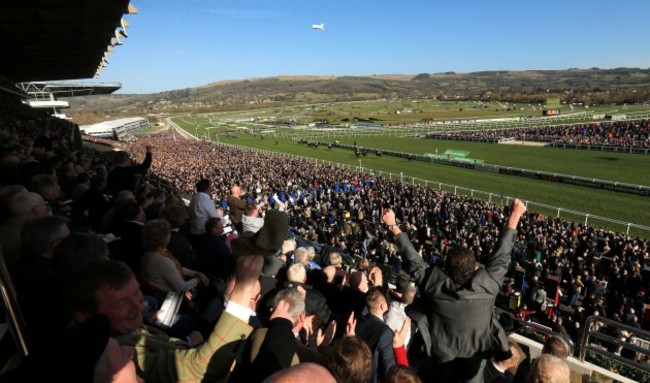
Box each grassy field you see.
[169,104,650,236]
[135,124,167,135]
[322,136,650,186]
[173,100,650,126]
[172,117,650,186]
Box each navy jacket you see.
[356,314,396,383]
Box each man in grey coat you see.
[382,198,527,383]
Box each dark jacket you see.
[395,227,517,362]
[167,230,194,268]
[229,317,297,382]
[114,221,144,272]
[356,314,396,383]
[193,233,234,281]
[484,360,514,383]
[107,152,152,196]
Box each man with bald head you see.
[13,216,71,346]
[526,354,570,383]
[263,362,336,383]
[0,190,52,269]
[0,184,27,221]
[285,263,331,325]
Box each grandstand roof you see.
[0,1,136,83]
[18,81,122,97]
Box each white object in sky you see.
[311,23,325,30]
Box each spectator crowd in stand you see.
[425,119,650,148]
[0,100,647,382]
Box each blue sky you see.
[101,0,650,94]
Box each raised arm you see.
[485,198,526,283]
[506,198,526,231]
[382,208,428,285]
[131,145,153,174]
[171,255,263,382]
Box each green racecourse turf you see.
[170,117,650,237]
[322,136,650,186]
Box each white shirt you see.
[384,301,412,347]
[188,191,218,235]
[242,214,264,234]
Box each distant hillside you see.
[66,68,650,124]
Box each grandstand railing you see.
[547,142,650,155]
[494,307,576,353]
[579,315,650,376]
[168,123,650,237]
[233,149,650,237]
[303,139,650,198]
[0,246,29,369]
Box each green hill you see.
[66,68,650,124]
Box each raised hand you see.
[346,312,357,336]
[393,317,411,348]
[382,208,397,226]
[507,198,527,229]
[302,314,315,340]
[316,320,337,346]
[369,266,383,287]
[229,255,263,307]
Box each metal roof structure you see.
[0,0,136,83]
[17,81,122,98]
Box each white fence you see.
[227,143,650,237]
[170,123,650,238]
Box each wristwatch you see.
[388,224,398,231]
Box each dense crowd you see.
[138,129,649,373]
[426,119,650,148]
[0,101,647,382]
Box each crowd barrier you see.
[169,123,650,237]
[222,143,650,237]
[297,139,650,198]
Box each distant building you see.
[308,119,329,127]
[80,117,149,140]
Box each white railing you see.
[169,123,650,237]
[580,315,650,377]
[217,141,650,237]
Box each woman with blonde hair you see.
[139,218,209,295]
